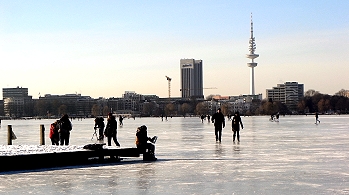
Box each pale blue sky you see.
[0,0,348,99]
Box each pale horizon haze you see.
[0,1,348,99]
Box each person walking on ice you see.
[104,113,120,147]
[211,108,225,142]
[315,112,320,124]
[119,115,124,126]
[232,111,243,142]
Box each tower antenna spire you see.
[249,12,256,55]
[250,13,253,37]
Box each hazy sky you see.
[1,0,348,99]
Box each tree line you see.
[297,89,349,114]
[257,89,349,115]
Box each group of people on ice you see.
[94,113,156,160]
[49,113,157,161]
[49,114,73,146]
[211,108,244,143]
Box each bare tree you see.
[220,103,231,116]
[91,104,100,117]
[180,103,191,117]
[142,102,156,116]
[335,89,349,97]
[305,89,320,97]
[103,106,109,116]
[297,100,306,113]
[58,105,67,116]
[165,103,175,116]
[195,102,209,115]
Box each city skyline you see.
[0,1,348,99]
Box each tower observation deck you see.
[246,13,259,95]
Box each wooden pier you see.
[0,146,143,172]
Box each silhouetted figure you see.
[104,113,120,147]
[58,114,72,145]
[275,112,280,122]
[119,115,124,126]
[94,117,105,140]
[232,111,244,142]
[136,125,157,161]
[211,108,225,142]
[201,115,205,123]
[315,112,320,124]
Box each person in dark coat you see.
[58,114,72,145]
[211,108,225,142]
[94,117,105,140]
[200,115,205,123]
[104,113,120,147]
[119,115,124,126]
[135,125,156,161]
[232,111,244,142]
[315,112,320,124]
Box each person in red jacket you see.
[49,120,59,145]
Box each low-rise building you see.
[3,87,33,117]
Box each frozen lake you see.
[0,115,348,194]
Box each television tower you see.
[246,13,259,95]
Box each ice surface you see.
[0,115,348,194]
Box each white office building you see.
[266,82,304,111]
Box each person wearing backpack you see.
[49,120,59,145]
[58,114,73,145]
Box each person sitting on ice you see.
[135,125,157,161]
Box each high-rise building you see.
[246,13,259,95]
[266,82,304,111]
[180,59,203,99]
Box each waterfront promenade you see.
[0,115,348,194]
